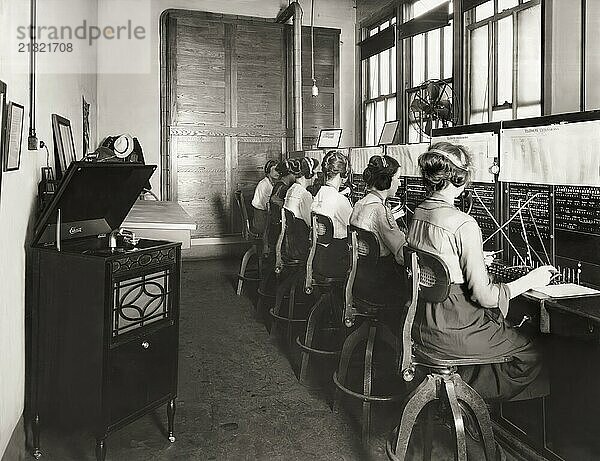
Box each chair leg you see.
[271,269,295,336]
[390,374,438,460]
[286,271,302,346]
[454,376,497,461]
[421,403,434,461]
[444,377,467,461]
[361,325,377,445]
[237,245,257,296]
[333,321,370,413]
[299,293,328,384]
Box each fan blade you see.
[410,98,428,112]
[427,81,440,102]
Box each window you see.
[404,1,453,143]
[466,0,542,123]
[363,16,397,146]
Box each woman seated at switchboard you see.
[349,155,407,302]
[407,141,554,402]
[282,157,319,260]
[251,159,279,234]
[311,150,353,278]
[264,160,297,254]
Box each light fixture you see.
[310,0,318,97]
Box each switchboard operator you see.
[407,142,556,401]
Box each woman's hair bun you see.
[418,142,472,193]
[322,150,349,179]
[363,155,399,191]
[288,158,302,176]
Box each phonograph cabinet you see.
[28,162,181,461]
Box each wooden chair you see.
[296,213,346,386]
[269,208,310,345]
[256,201,281,318]
[387,247,510,461]
[333,225,404,445]
[235,190,263,296]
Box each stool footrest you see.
[333,371,403,403]
[269,308,308,324]
[296,336,341,356]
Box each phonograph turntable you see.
[28,162,181,461]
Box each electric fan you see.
[409,79,457,137]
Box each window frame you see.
[361,14,398,146]
[465,0,543,123]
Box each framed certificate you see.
[52,114,77,179]
[5,101,24,171]
[317,128,342,149]
[378,120,400,146]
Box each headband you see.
[428,148,469,171]
[380,155,388,168]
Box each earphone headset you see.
[427,148,469,171]
[264,159,278,176]
[323,151,349,179]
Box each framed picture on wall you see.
[317,129,343,149]
[52,114,77,179]
[0,81,6,196]
[4,102,24,171]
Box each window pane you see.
[412,34,425,86]
[497,16,513,105]
[369,55,379,98]
[517,4,541,110]
[376,100,385,145]
[586,0,600,109]
[475,1,493,21]
[390,45,397,93]
[516,103,541,119]
[380,49,390,96]
[408,123,421,143]
[387,97,397,121]
[491,107,512,121]
[469,26,489,123]
[443,24,453,79]
[498,0,518,12]
[427,28,441,80]
[366,103,375,146]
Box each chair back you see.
[343,225,380,326]
[305,212,335,293]
[274,207,290,273]
[235,190,252,241]
[399,246,451,381]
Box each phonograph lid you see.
[32,162,156,246]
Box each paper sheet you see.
[530,283,600,298]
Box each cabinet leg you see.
[167,399,176,443]
[95,438,106,461]
[32,414,42,459]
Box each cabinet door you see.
[108,326,177,425]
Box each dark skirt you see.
[354,255,407,306]
[413,286,548,402]
[313,238,349,279]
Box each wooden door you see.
[162,11,339,238]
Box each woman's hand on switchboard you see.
[526,265,558,289]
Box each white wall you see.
[0,0,98,456]
[97,0,357,195]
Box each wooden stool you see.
[387,248,510,461]
[333,225,404,445]
[234,191,263,296]
[269,208,311,346]
[297,213,346,386]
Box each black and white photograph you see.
[1,1,599,461]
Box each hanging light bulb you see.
[311,78,319,97]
